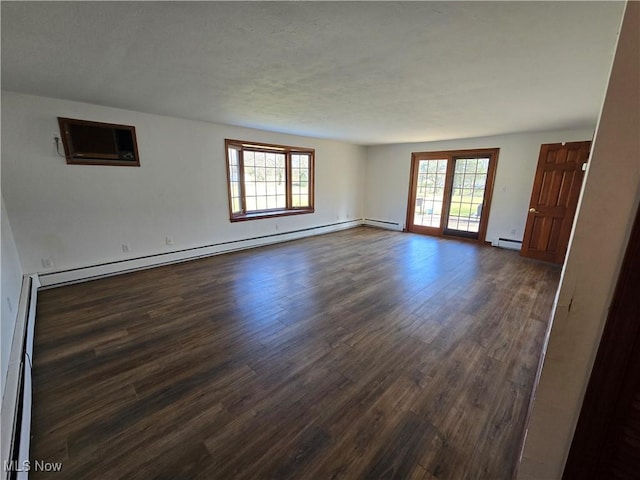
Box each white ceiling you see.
[1,1,625,145]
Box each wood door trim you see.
[563,201,640,478]
[406,148,499,243]
[471,151,498,243]
[406,152,425,234]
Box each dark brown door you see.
[521,142,591,263]
[563,203,640,479]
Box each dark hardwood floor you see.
[30,227,561,479]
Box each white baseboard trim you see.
[38,220,363,288]
[1,274,39,480]
[0,218,399,479]
[362,218,404,231]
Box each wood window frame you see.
[225,139,315,222]
[406,148,499,243]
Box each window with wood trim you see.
[225,139,314,221]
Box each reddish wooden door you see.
[563,203,640,479]
[521,142,591,263]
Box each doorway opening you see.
[406,148,499,242]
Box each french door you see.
[406,148,499,242]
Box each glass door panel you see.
[445,157,489,238]
[414,159,448,228]
[407,148,498,242]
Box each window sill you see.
[230,208,315,222]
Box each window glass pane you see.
[255,196,267,210]
[228,147,238,167]
[291,153,311,208]
[414,159,447,228]
[241,150,286,212]
[266,153,276,167]
[266,182,276,195]
[228,147,242,214]
[447,157,489,233]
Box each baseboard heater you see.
[493,237,523,251]
[38,219,363,287]
[363,219,404,231]
[1,274,39,480]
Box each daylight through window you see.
[225,139,314,221]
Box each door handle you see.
[529,208,540,214]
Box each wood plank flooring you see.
[29,227,561,479]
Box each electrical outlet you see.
[165,236,173,245]
[122,244,130,253]
[6,297,13,313]
[510,229,517,235]
[41,258,53,269]
[275,224,278,231]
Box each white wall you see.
[519,2,640,478]
[1,195,24,397]
[364,128,595,243]
[1,92,366,274]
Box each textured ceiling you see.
[1,1,625,145]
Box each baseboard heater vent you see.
[494,237,523,251]
[1,274,39,480]
[363,219,404,231]
[38,220,363,287]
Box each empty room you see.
[1,2,639,479]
